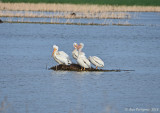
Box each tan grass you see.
[4,20,134,26]
[3,17,137,26]
[0,10,131,19]
[0,3,160,12]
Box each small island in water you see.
[49,64,134,72]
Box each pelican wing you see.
[59,51,72,64]
[89,56,104,67]
[80,52,85,57]
[93,56,104,65]
[72,50,86,60]
[72,50,78,59]
[58,51,69,58]
[77,57,91,68]
[83,58,91,68]
[55,55,69,65]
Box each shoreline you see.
[2,20,136,26]
[0,3,160,12]
[0,11,131,19]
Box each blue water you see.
[0,16,160,113]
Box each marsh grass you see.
[0,3,160,12]
[112,21,132,26]
[0,10,131,19]
[1,3,152,26]
[3,17,138,26]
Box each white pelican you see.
[72,43,78,59]
[72,43,85,60]
[52,45,72,65]
[78,43,84,52]
[89,56,104,69]
[77,45,91,70]
[77,43,86,57]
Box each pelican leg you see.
[96,66,98,69]
[84,67,85,71]
[56,65,57,70]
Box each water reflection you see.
[51,70,68,75]
[51,70,104,77]
[75,71,104,75]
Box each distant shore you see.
[0,3,160,25]
[0,3,160,12]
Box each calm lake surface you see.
[0,12,160,113]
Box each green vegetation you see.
[2,0,160,6]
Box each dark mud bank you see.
[49,64,134,72]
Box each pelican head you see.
[52,45,58,56]
[53,45,58,50]
[73,43,78,49]
[78,43,84,50]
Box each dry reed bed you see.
[3,21,134,26]
[0,3,160,12]
[0,10,131,19]
[2,17,136,26]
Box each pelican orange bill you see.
[77,45,82,49]
[52,48,57,56]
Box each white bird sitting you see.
[77,43,91,70]
[52,45,72,65]
[89,56,104,69]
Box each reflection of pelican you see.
[75,71,91,75]
[89,56,104,69]
[52,71,68,75]
[52,45,72,65]
[77,43,91,70]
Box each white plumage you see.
[51,43,105,70]
[77,43,91,70]
[72,43,78,59]
[89,56,104,69]
[77,51,91,69]
[72,43,85,60]
[52,45,72,65]
[58,51,69,58]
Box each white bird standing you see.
[77,43,91,70]
[78,43,84,52]
[72,43,78,59]
[77,43,86,57]
[52,45,72,65]
[72,42,86,60]
[89,56,104,69]
[78,43,104,69]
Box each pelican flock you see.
[51,43,104,70]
